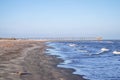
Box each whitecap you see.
[113,51,120,54]
[101,48,109,52]
[92,48,109,55]
[68,43,77,47]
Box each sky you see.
[0,0,120,39]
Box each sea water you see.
[46,40,120,80]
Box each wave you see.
[101,48,109,52]
[99,41,114,43]
[90,48,109,55]
[95,51,106,55]
[68,43,77,47]
[77,50,88,53]
[62,60,72,64]
[113,51,120,54]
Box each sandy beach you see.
[0,40,85,80]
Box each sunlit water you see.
[46,40,120,80]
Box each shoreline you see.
[46,43,87,80]
[0,40,85,80]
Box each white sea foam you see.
[113,51,120,54]
[68,43,77,47]
[63,60,72,64]
[93,48,109,55]
[101,48,109,52]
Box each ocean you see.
[46,40,120,80]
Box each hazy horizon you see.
[0,0,120,39]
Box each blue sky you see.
[0,0,120,39]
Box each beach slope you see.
[0,40,84,80]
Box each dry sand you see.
[0,40,85,80]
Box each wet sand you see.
[0,40,85,80]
